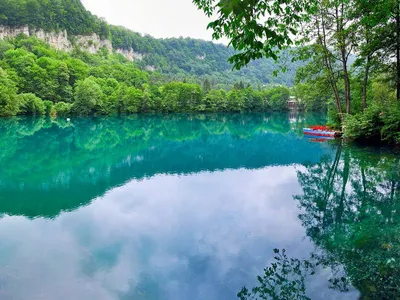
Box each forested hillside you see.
[0,0,300,86]
[0,0,110,38]
[110,27,302,86]
[191,0,400,145]
[0,35,291,117]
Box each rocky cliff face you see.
[0,25,143,61]
[115,48,144,61]
[0,25,112,53]
[0,25,30,39]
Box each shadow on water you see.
[239,142,400,299]
[0,112,328,218]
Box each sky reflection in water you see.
[0,113,392,299]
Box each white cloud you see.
[81,0,216,41]
[0,166,358,299]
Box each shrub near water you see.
[381,104,400,144]
[18,93,45,115]
[344,104,382,142]
[43,100,53,115]
[343,82,400,145]
[343,103,400,144]
[52,102,72,116]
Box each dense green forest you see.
[0,0,110,37]
[0,0,301,86]
[194,0,400,145]
[111,31,302,87]
[2,0,399,145]
[0,36,290,117]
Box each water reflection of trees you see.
[238,249,317,300]
[0,113,326,184]
[240,143,400,299]
[0,113,328,218]
[298,144,400,298]
[0,113,302,184]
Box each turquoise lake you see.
[0,113,399,299]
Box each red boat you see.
[303,126,339,138]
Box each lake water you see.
[0,113,399,300]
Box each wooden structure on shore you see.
[288,96,300,110]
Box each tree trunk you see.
[397,5,400,101]
[362,56,370,111]
[338,3,351,114]
[322,142,342,226]
[336,148,350,225]
[320,9,343,121]
[362,25,371,111]
[342,49,351,114]
[331,79,343,121]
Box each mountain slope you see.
[0,0,110,38]
[0,0,300,86]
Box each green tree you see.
[202,78,212,94]
[52,102,72,116]
[265,86,290,110]
[193,0,400,125]
[73,77,103,115]
[18,93,46,115]
[57,62,73,103]
[65,58,89,86]
[161,82,202,112]
[121,86,143,114]
[0,40,14,59]
[0,35,301,118]
[0,67,20,117]
[193,0,316,69]
[227,89,245,112]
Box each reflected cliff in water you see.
[240,144,400,299]
[0,113,328,218]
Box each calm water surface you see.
[0,113,399,299]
